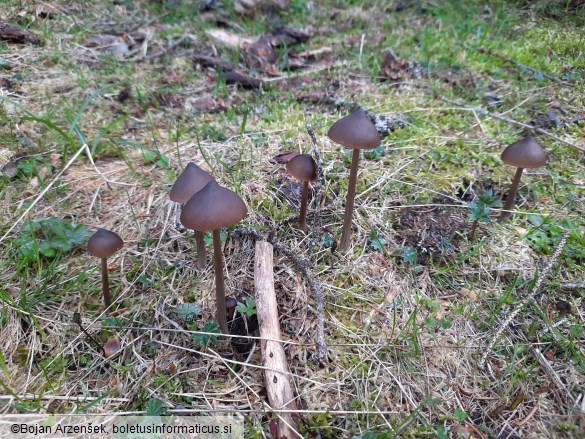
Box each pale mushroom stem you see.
[499,167,524,222]
[101,258,112,309]
[195,231,206,269]
[299,181,309,233]
[212,229,229,333]
[340,148,360,251]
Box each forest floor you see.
[0,0,584,437]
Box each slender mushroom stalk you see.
[498,136,547,222]
[87,228,124,310]
[286,154,317,233]
[327,108,380,251]
[181,181,247,333]
[170,162,214,269]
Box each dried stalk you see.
[306,124,324,256]
[232,227,328,360]
[480,228,570,368]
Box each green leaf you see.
[454,407,468,420]
[436,425,448,439]
[175,303,201,322]
[14,218,91,263]
[145,398,166,416]
[236,297,256,317]
[192,321,220,347]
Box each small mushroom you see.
[499,135,547,222]
[170,162,214,269]
[180,181,247,333]
[286,154,317,232]
[87,228,124,309]
[327,108,380,250]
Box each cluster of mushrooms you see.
[86,108,548,333]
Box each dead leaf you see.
[381,49,412,81]
[156,93,184,108]
[188,97,228,113]
[117,84,132,103]
[220,70,262,88]
[33,3,66,19]
[0,78,11,90]
[460,287,478,301]
[103,336,121,358]
[1,161,17,179]
[269,150,299,164]
[83,35,130,56]
[0,20,41,45]
[243,25,314,75]
[204,28,254,49]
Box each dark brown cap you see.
[327,108,380,150]
[169,162,214,204]
[286,154,317,181]
[180,181,247,231]
[501,136,547,169]
[87,228,124,258]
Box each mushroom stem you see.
[499,167,524,222]
[101,258,112,309]
[340,148,360,251]
[299,181,309,233]
[212,229,229,333]
[195,231,206,269]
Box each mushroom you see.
[170,162,214,269]
[286,154,317,233]
[498,135,547,222]
[87,228,124,309]
[180,181,247,333]
[327,108,380,250]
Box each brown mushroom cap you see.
[501,136,547,169]
[327,108,381,150]
[180,181,247,231]
[169,162,214,204]
[87,228,124,259]
[286,154,317,181]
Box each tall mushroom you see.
[286,154,317,233]
[180,181,247,333]
[87,228,124,309]
[327,108,380,251]
[170,162,214,268]
[499,135,547,222]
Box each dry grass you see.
[0,1,584,438]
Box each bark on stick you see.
[254,241,300,439]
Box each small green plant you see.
[236,297,256,318]
[467,189,501,240]
[174,303,202,323]
[14,218,91,263]
[145,398,166,416]
[192,321,220,347]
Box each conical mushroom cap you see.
[87,228,124,259]
[501,136,547,169]
[327,108,381,150]
[286,154,317,181]
[180,181,247,231]
[169,162,214,203]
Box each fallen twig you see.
[306,124,325,255]
[232,227,328,361]
[480,228,570,368]
[254,241,301,438]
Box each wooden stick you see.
[254,241,300,439]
